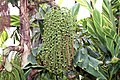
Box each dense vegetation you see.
[0,0,120,80]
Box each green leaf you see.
[73,48,106,79]
[6,72,11,80]
[87,18,96,34]
[93,9,102,28]
[10,15,20,27]
[23,62,45,70]
[24,69,31,78]
[39,6,46,19]
[4,59,12,72]
[32,47,38,56]
[11,15,19,21]
[77,0,92,13]
[3,48,10,56]
[92,10,105,40]
[28,54,37,64]
[10,21,20,27]
[9,72,15,80]
[71,3,80,17]
[102,0,116,31]
[12,63,26,80]
[105,36,114,57]
[0,31,8,47]
[73,50,82,65]
[0,71,4,80]
[11,68,20,80]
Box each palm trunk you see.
[20,0,31,67]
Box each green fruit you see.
[42,7,76,74]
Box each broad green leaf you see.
[28,54,37,64]
[73,48,106,79]
[32,47,38,56]
[3,48,10,56]
[114,41,120,56]
[39,7,45,19]
[10,73,15,80]
[105,36,114,57]
[71,3,80,17]
[3,71,9,79]
[86,64,106,79]
[87,18,106,44]
[87,18,96,34]
[102,14,113,28]
[9,72,15,80]
[4,59,12,72]
[11,68,20,80]
[94,41,108,53]
[6,72,11,80]
[12,63,26,80]
[93,9,102,28]
[77,0,92,13]
[112,61,120,74]
[87,47,100,58]
[31,32,41,43]
[81,53,88,69]
[102,27,112,38]
[103,31,113,41]
[73,50,82,65]
[73,41,80,50]
[0,31,8,47]
[102,0,116,31]
[0,71,4,80]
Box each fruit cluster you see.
[42,7,76,74]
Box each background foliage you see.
[0,0,120,80]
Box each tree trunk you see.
[20,0,31,67]
[0,0,10,33]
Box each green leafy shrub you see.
[73,0,120,79]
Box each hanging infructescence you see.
[0,0,10,33]
[42,7,76,75]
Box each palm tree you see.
[19,0,31,67]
